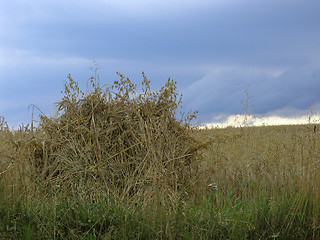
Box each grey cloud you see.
[255,65,320,112]
[1,0,320,127]
[3,0,320,65]
[183,64,320,123]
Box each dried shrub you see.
[36,72,202,204]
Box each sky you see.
[1,0,320,128]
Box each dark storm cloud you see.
[3,0,320,64]
[183,64,320,123]
[1,0,320,127]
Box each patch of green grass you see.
[0,183,319,239]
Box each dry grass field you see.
[195,124,320,197]
[0,73,320,239]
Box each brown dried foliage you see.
[9,72,202,204]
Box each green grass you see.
[0,180,319,239]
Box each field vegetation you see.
[0,71,320,239]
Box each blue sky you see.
[1,0,320,127]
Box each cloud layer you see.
[1,0,320,127]
[183,64,320,123]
